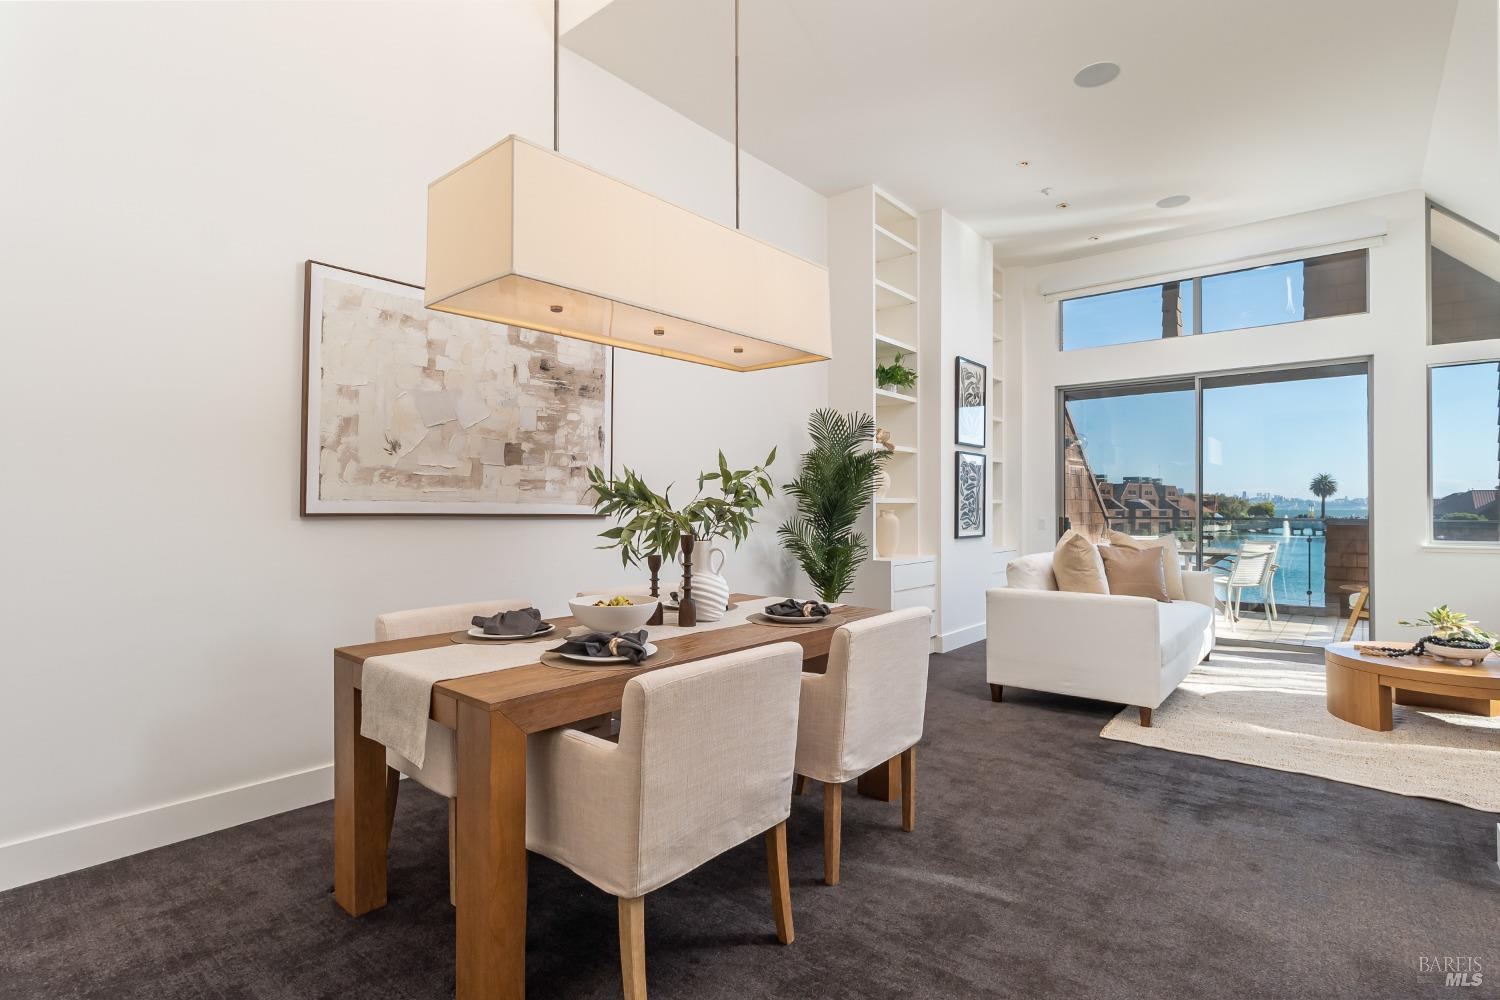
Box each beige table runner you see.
[360,598,800,767]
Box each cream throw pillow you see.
[1099,545,1170,602]
[1108,531,1185,601]
[1052,530,1109,595]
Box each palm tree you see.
[1309,473,1338,519]
[778,409,887,602]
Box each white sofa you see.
[985,551,1216,726]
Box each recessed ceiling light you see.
[1017,160,1030,167]
[1088,235,1100,241]
[1155,194,1191,208]
[1056,202,1069,209]
[1073,62,1120,88]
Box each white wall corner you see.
[937,620,987,653]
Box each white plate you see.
[762,611,830,625]
[467,623,555,640]
[559,641,658,665]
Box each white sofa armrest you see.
[1181,569,1215,609]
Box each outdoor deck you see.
[1216,607,1367,648]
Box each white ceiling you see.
[565,0,1469,265]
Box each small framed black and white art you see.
[955,450,986,539]
[955,356,987,448]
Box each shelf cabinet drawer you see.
[890,558,936,593]
[890,585,937,636]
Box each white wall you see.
[1014,190,1499,646]
[0,1,828,888]
[1423,0,1500,234]
[920,211,996,649]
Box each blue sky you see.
[1068,375,1369,500]
[1432,362,1500,498]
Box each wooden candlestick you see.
[646,553,664,626]
[677,534,697,627]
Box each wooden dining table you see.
[331,594,894,1000]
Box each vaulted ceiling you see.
[566,0,1491,265]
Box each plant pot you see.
[1424,639,1493,666]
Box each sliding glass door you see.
[1060,360,1371,647]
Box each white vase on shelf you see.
[876,467,891,497]
[680,539,730,621]
[875,509,900,558]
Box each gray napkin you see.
[552,630,650,663]
[472,607,545,636]
[766,599,830,619]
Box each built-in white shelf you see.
[875,333,917,354]
[875,387,918,405]
[875,279,916,309]
[875,224,917,261]
[876,497,917,505]
[888,444,917,454]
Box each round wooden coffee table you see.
[1324,641,1500,731]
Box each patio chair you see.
[1238,540,1281,621]
[1212,549,1273,623]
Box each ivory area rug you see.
[1100,649,1500,812]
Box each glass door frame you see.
[1055,355,1375,630]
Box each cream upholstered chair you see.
[791,606,931,886]
[526,643,804,1000]
[373,598,532,903]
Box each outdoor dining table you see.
[330,593,893,1000]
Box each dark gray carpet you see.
[3,643,1497,999]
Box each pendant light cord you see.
[733,0,740,229]
[553,0,560,152]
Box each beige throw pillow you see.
[1052,530,1109,595]
[1108,531,1185,601]
[1100,545,1170,602]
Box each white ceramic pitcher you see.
[681,538,730,621]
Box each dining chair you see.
[790,606,931,886]
[373,597,533,904]
[525,642,804,1000]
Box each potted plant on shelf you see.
[778,409,888,602]
[586,450,775,622]
[1397,605,1497,665]
[875,351,917,395]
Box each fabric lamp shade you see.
[425,136,831,372]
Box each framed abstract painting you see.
[300,260,612,516]
[955,355,987,447]
[955,450,986,538]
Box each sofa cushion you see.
[1109,531,1185,600]
[1157,600,1213,666]
[1052,530,1109,595]
[1006,552,1059,591]
[1100,545,1170,602]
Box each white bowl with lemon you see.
[568,594,659,633]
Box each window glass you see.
[1061,250,1366,350]
[1431,361,1500,543]
[1430,206,1500,345]
[1061,280,1192,350]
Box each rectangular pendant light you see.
[425,136,831,372]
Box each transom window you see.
[1060,249,1369,351]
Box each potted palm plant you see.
[1398,605,1497,665]
[778,409,888,602]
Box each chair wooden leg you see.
[988,683,1003,703]
[447,798,457,907]
[822,782,842,886]
[1139,707,1153,727]
[1342,586,1369,642]
[792,774,807,796]
[383,766,401,846]
[764,821,794,945]
[618,895,647,1000]
[899,746,916,833]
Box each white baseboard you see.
[0,764,334,893]
[937,621,986,653]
